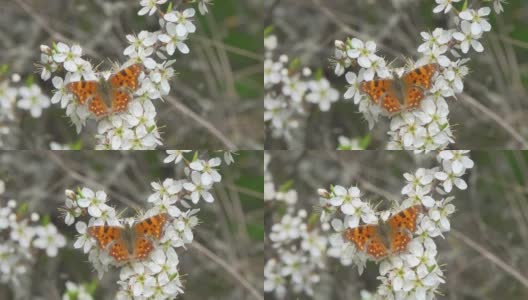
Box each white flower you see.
[138,0,168,16]
[183,171,214,203]
[346,39,378,68]
[337,136,363,150]
[364,57,390,81]
[494,0,506,14]
[459,7,492,35]
[63,281,93,300]
[198,0,213,15]
[10,221,35,248]
[223,151,235,165]
[264,259,287,297]
[51,76,73,108]
[164,150,191,164]
[305,78,339,111]
[158,24,190,55]
[433,0,461,14]
[434,161,468,192]
[439,150,474,174]
[402,168,434,195]
[73,222,95,254]
[453,21,484,53]
[164,8,196,37]
[17,85,50,118]
[33,224,66,257]
[418,28,451,53]
[343,72,364,104]
[148,178,183,203]
[189,158,222,185]
[124,31,157,56]
[77,188,110,217]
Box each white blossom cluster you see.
[0,76,51,148]
[264,34,339,143]
[264,154,330,298]
[63,151,232,299]
[333,1,502,150]
[38,0,212,149]
[320,150,474,300]
[0,180,66,293]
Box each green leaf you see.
[289,58,301,71]
[314,68,323,81]
[41,215,50,226]
[264,25,274,37]
[278,180,294,192]
[0,64,9,74]
[17,202,28,215]
[360,134,371,149]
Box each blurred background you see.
[0,150,263,299]
[265,0,528,149]
[265,150,528,299]
[1,0,263,149]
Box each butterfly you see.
[343,205,423,259]
[66,64,143,117]
[87,213,169,262]
[360,64,439,114]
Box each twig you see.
[165,95,237,149]
[190,242,263,300]
[461,94,528,148]
[451,229,528,289]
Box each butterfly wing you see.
[110,90,132,113]
[133,213,169,239]
[131,213,169,260]
[108,239,131,261]
[107,64,143,113]
[87,94,110,116]
[387,205,422,253]
[87,226,130,261]
[133,237,155,260]
[360,80,402,113]
[67,81,98,105]
[402,64,438,110]
[343,225,388,259]
[108,64,143,91]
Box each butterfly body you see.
[88,213,168,262]
[67,64,143,117]
[343,205,422,259]
[360,64,438,114]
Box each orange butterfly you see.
[88,213,169,262]
[66,64,143,117]
[360,64,438,114]
[343,205,423,260]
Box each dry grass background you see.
[265,0,528,149]
[0,151,264,299]
[266,150,528,299]
[1,0,263,149]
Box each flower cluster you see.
[264,154,330,298]
[62,151,233,299]
[0,180,66,296]
[38,0,212,149]
[320,151,474,299]
[265,34,339,144]
[333,1,502,150]
[0,74,51,148]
